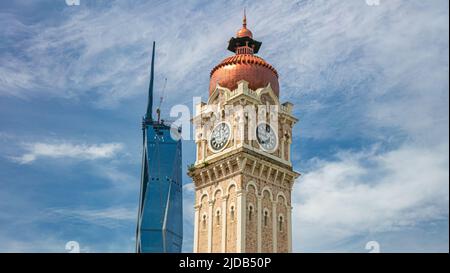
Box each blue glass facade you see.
[136,42,183,253]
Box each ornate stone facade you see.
[189,81,299,253]
[188,15,299,253]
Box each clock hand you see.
[260,129,269,143]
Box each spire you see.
[227,10,262,54]
[236,9,253,39]
[146,41,156,121]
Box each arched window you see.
[202,214,207,230]
[278,215,284,232]
[248,205,254,221]
[216,210,221,226]
[264,210,269,227]
[230,205,235,222]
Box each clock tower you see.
[188,13,299,253]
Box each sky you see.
[0,0,448,253]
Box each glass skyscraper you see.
[135,42,183,253]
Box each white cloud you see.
[1,0,447,127]
[11,141,123,164]
[0,204,136,252]
[92,164,139,192]
[182,182,195,193]
[0,235,71,253]
[292,142,449,252]
[0,1,240,107]
[47,206,136,228]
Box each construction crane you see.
[156,77,167,124]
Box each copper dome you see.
[209,54,279,96]
[236,26,253,38]
[209,12,279,96]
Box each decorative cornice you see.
[189,151,300,190]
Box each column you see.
[236,190,246,252]
[193,204,200,252]
[287,139,292,162]
[201,140,206,161]
[221,195,228,253]
[287,205,292,253]
[238,119,245,147]
[280,136,285,161]
[207,200,214,252]
[257,195,262,253]
[272,201,277,253]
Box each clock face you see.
[209,122,231,152]
[256,123,278,152]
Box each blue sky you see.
[0,0,448,252]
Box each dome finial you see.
[236,8,253,39]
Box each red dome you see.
[209,54,279,96]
